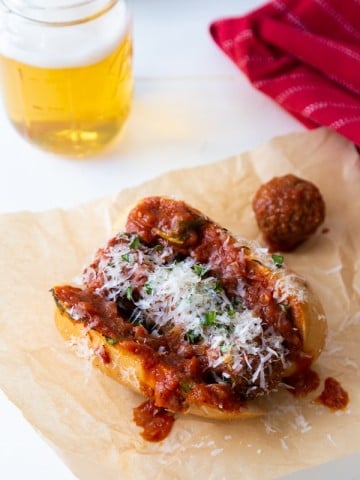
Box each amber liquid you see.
[0,34,132,157]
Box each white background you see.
[1,1,357,478]
[0,0,302,216]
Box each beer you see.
[0,0,133,157]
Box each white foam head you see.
[0,0,129,68]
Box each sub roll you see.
[52,197,327,440]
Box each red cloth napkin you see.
[210,0,360,146]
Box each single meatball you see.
[252,174,325,252]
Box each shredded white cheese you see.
[134,258,286,390]
[82,233,294,392]
[293,414,312,433]
[66,334,95,381]
[327,433,337,446]
[280,437,288,450]
[273,274,307,304]
[66,335,94,361]
[83,233,175,302]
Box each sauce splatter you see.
[133,400,175,442]
[286,368,320,397]
[314,377,349,411]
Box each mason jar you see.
[0,0,133,157]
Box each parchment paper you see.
[0,128,359,480]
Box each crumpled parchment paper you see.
[0,128,359,480]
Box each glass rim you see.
[0,0,120,26]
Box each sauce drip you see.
[133,400,175,442]
[315,377,349,411]
[286,368,320,397]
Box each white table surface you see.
[1,1,357,479]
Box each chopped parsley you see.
[226,325,235,334]
[202,310,217,326]
[144,282,153,295]
[129,235,140,249]
[211,281,223,294]
[125,286,133,301]
[271,254,284,267]
[105,336,118,345]
[179,379,194,393]
[231,297,244,311]
[85,233,289,393]
[185,330,201,344]
[220,344,229,354]
[193,264,209,277]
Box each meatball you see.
[252,174,325,252]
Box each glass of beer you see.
[0,0,133,157]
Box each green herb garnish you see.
[231,297,244,311]
[226,325,235,334]
[271,254,284,267]
[130,316,143,326]
[179,379,194,393]
[121,253,132,263]
[231,298,239,308]
[220,344,229,354]
[202,310,217,326]
[125,286,133,301]
[105,336,118,345]
[129,235,140,249]
[153,244,164,251]
[193,264,209,277]
[185,330,201,344]
[211,281,223,294]
[144,282,153,295]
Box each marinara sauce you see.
[315,377,349,411]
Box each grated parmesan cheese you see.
[280,437,288,449]
[83,233,175,302]
[134,258,286,392]
[211,448,224,457]
[66,335,94,361]
[273,274,307,304]
[81,233,294,393]
[66,334,95,381]
[293,414,312,433]
[327,433,336,446]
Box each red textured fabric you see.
[210,0,360,146]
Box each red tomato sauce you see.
[315,377,349,411]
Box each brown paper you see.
[0,128,359,479]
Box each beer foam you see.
[0,0,129,68]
